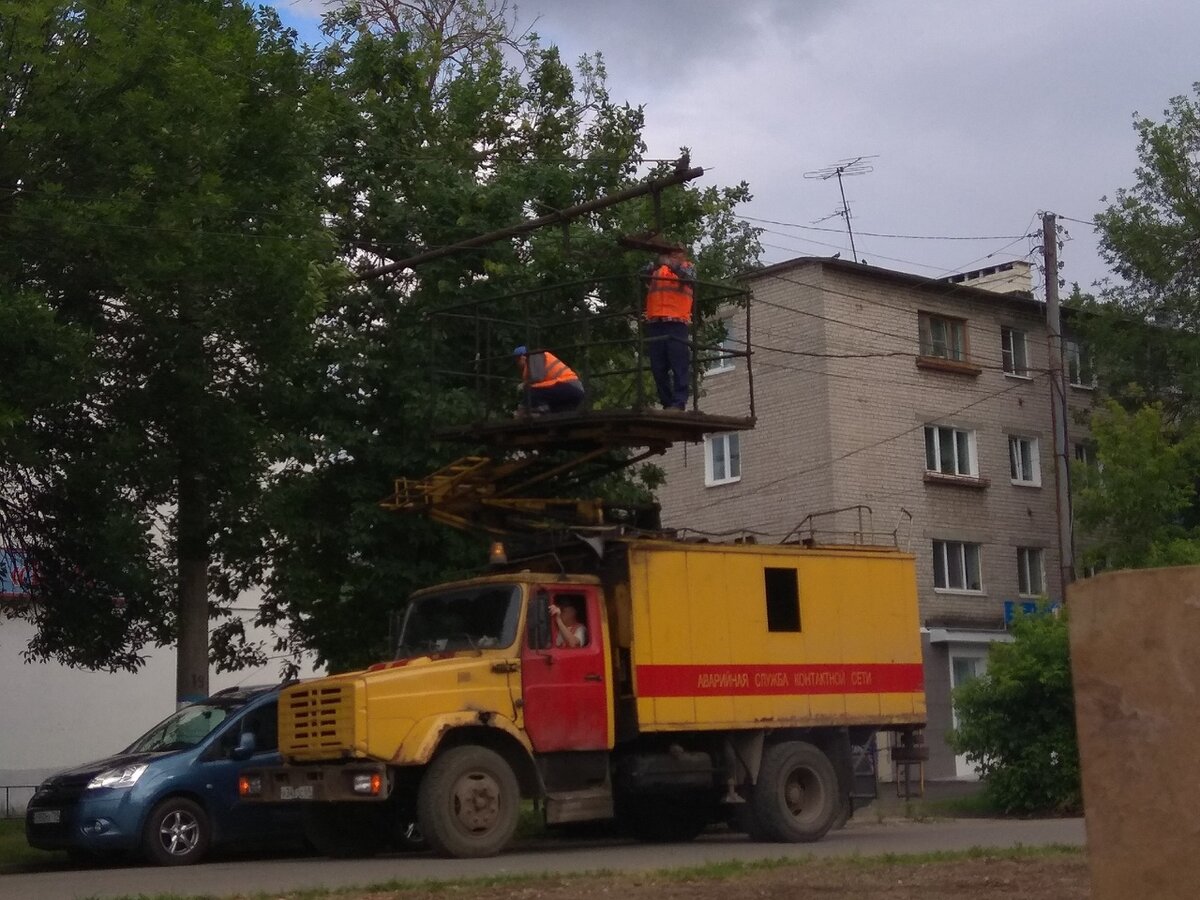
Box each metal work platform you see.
[436,408,754,452]
[387,270,758,538]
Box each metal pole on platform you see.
[359,164,705,280]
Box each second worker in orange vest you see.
[642,246,696,410]
[514,346,586,415]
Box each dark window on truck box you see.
[764,567,801,632]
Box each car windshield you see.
[123,702,242,754]
[396,584,521,657]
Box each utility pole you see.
[1043,211,1075,596]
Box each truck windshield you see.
[123,702,241,754]
[396,584,521,657]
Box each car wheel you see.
[141,797,211,866]
[417,745,520,858]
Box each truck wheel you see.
[141,797,211,866]
[748,741,839,843]
[417,745,520,858]
[617,793,710,843]
[304,803,389,858]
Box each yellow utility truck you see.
[243,536,925,858]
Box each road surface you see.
[0,817,1086,900]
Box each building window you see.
[706,319,736,374]
[1073,442,1096,466]
[763,567,801,632]
[1009,435,1041,486]
[919,312,968,362]
[704,433,741,486]
[933,540,983,592]
[1065,339,1095,388]
[1001,327,1030,377]
[924,425,977,477]
[1017,547,1045,597]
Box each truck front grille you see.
[281,681,358,758]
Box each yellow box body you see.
[622,540,925,731]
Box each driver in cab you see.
[549,599,587,648]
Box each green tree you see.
[1071,83,1200,568]
[0,1,334,697]
[1073,401,1200,570]
[1080,83,1200,418]
[250,2,761,673]
[950,610,1081,815]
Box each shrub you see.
[949,609,1081,814]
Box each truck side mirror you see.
[230,730,257,761]
[529,588,552,652]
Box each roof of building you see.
[745,255,1048,316]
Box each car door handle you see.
[583,673,603,682]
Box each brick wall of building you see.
[654,257,1096,779]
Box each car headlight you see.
[86,764,148,790]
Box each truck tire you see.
[747,741,839,843]
[617,793,711,843]
[417,745,520,858]
[303,803,389,858]
[141,797,211,866]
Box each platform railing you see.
[423,273,753,424]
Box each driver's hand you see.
[548,603,561,618]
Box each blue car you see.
[25,684,303,866]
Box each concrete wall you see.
[1069,567,1200,900]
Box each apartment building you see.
[657,256,1094,779]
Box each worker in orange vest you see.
[514,346,586,415]
[642,245,696,410]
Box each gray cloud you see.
[278,0,1200,290]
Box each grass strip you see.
[76,843,1085,900]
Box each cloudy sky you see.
[277,0,1200,294]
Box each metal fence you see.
[2,785,36,819]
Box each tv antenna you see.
[804,155,877,263]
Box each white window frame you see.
[1017,547,1045,598]
[932,540,984,593]
[924,425,978,477]
[1008,435,1041,486]
[919,312,968,362]
[1001,326,1030,378]
[1065,339,1096,388]
[706,319,736,375]
[704,433,741,487]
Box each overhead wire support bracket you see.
[357,160,705,281]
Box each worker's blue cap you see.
[512,345,527,357]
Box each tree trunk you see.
[176,457,210,707]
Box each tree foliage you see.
[2,0,761,679]
[0,0,334,687]
[1079,83,1200,419]
[950,610,1081,815]
[243,4,761,673]
[1073,401,1200,570]
[1069,83,1200,570]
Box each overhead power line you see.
[742,214,1031,242]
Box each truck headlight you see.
[86,764,147,790]
[352,773,383,796]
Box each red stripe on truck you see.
[635,663,924,697]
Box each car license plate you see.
[279,785,314,801]
[32,810,61,824]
